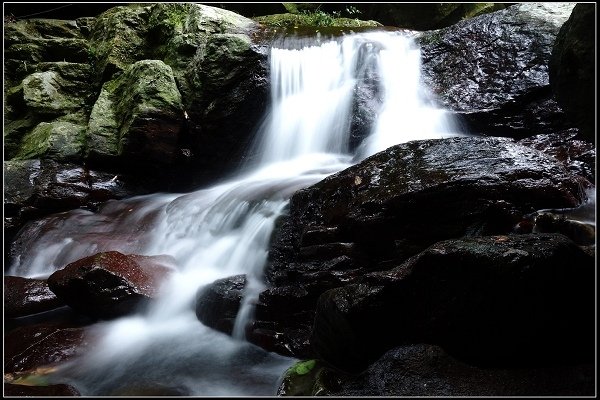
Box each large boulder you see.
[5,276,65,318]
[47,251,176,319]
[419,3,576,139]
[86,59,184,170]
[201,137,589,357]
[549,3,595,143]
[311,234,595,372]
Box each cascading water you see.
[6,31,464,395]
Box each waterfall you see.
[7,31,463,396]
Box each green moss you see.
[293,359,316,375]
[14,121,86,162]
[254,12,381,28]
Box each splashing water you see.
[6,32,464,396]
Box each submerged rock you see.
[47,251,176,319]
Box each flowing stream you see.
[7,31,463,396]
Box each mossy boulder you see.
[14,121,86,162]
[87,4,151,81]
[277,359,339,396]
[4,18,90,87]
[86,59,184,168]
[22,71,83,117]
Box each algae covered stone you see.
[15,121,86,162]
[86,59,184,166]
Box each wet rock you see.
[3,159,149,248]
[4,323,89,373]
[549,4,595,143]
[312,234,595,372]
[47,251,176,319]
[195,274,246,335]
[252,137,588,359]
[332,344,595,396]
[4,276,65,318]
[419,3,576,139]
[518,129,595,182]
[4,383,81,396]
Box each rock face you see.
[47,251,176,319]
[419,3,576,139]
[549,3,595,143]
[312,234,595,372]
[196,137,589,357]
[5,276,65,318]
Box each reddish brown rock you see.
[5,276,65,318]
[47,251,176,319]
[4,323,89,373]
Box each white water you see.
[7,32,462,396]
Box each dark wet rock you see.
[5,276,65,318]
[3,159,147,247]
[549,3,595,143]
[47,251,176,319]
[4,383,81,396]
[312,234,595,372]
[518,129,595,182]
[250,137,588,359]
[419,3,576,139]
[331,344,595,396]
[4,323,89,373]
[195,274,246,335]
